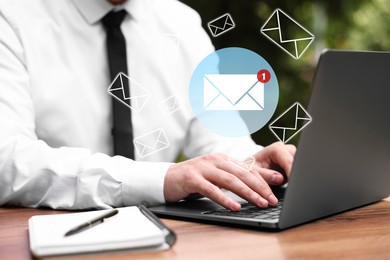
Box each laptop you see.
[149,49,390,230]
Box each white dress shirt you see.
[0,0,261,209]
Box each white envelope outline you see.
[107,72,151,112]
[207,13,235,37]
[260,8,314,59]
[269,102,312,143]
[133,128,169,158]
[159,95,181,115]
[203,74,264,111]
[228,156,255,171]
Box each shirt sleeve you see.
[0,12,169,210]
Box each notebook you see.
[149,49,390,230]
[28,205,176,257]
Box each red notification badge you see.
[257,69,271,83]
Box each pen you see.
[64,209,118,237]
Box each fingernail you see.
[268,194,278,205]
[271,173,282,184]
[257,197,268,208]
[231,201,241,211]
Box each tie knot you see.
[102,10,127,28]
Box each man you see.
[0,0,295,211]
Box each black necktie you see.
[102,10,135,159]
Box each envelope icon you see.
[229,156,255,171]
[260,8,314,59]
[269,102,312,143]
[133,128,169,158]
[107,72,150,112]
[159,95,181,115]
[203,74,264,110]
[208,13,235,37]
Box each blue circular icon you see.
[189,47,279,137]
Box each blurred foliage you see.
[180,0,390,146]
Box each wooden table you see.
[1,198,390,260]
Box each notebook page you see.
[29,206,165,255]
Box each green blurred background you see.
[180,0,390,146]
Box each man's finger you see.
[215,162,278,206]
[212,169,270,208]
[286,144,297,157]
[251,165,285,185]
[268,143,295,177]
[195,176,241,211]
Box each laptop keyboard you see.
[202,199,284,220]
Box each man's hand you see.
[163,142,296,211]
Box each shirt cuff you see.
[116,158,173,206]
